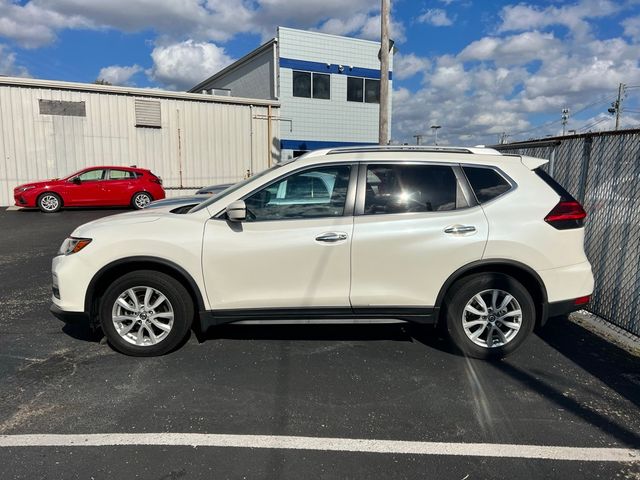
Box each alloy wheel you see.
[111,286,174,346]
[40,194,59,211]
[134,193,151,208]
[461,288,522,348]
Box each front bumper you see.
[50,303,90,324]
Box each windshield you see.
[189,164,283,213]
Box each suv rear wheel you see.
[444,273,535,359]
[99,270,194,356]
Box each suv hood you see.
[71,208,174,237]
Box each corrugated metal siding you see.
[0,84,280,206]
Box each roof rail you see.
[326,145,502,155]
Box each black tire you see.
[99,270,194,356]
[37,192,62,213]
[131,191,152,209]
[443,273,535,359]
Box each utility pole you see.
[379,0,390,145]
[499,132,509,144]
[431,125,441,145]
[561,108,570,135]
[413,134,425,145]
[608,83,626,130]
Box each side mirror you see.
[226,200,246,222]
[71,177,81,184]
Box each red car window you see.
[78,169,106,182]
[109,170,136,180]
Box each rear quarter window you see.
[463,167,511,203]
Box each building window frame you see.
[347,76,380,104]
[292,70,331,100]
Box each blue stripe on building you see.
[281,139,376,151]
[279,58,392,80]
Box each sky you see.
[1,0,640,146]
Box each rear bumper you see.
[547,298,589,318]
[50,303,90,324]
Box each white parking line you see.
[0,434,638,462]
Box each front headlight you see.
[58,237,92,255]
[17,186,35,193]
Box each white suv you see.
[51,146,594,358]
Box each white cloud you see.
[316,12,406,43]
[35,0,253,42]
[417,9,454,27]
[357,14,406,43]
[498,0,622,38]
[459,31,560,65]
[97,64,142,86]
[0,0,90,48]
[0,44,30,76]
[148,40,234,91]
[0,0,407,50]
[622,15,640,42]
[392,27,640,146]
[393,53,431,80]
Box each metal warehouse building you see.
[0,76,280,206]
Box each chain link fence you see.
[494,129,640,338]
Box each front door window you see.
[244,165,352,221]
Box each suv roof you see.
[327,145,502,156]
[301,145,502,160]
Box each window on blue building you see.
[347,77,380,104]
[293,71,331,99]
[347,77,363,102]
[365,79,380,103]
[293,71,311,98]
[313,73,330,99]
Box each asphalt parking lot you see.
[1,208,639,479]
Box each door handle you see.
[444,225,476,234]
[315,232,348,243]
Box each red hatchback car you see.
[14,166,165,213]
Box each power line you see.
[511,94,613,138]
[578,117,608,132]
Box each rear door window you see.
[463,167,511,203]
[109,169,136,180]
[363,164,463,215]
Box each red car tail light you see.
[545,200,586,229]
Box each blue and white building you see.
[190,27,393,161]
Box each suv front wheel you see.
[444,273,535,359]
[99,270,194,356]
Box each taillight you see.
[574,295,591,306]
[152,177,162,185]
[544,200,586,229]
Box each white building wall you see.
[0,80,280,206]
[277,27,392,158]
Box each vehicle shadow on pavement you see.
[536,316,640,410]
[489,359,640,447]
[62,323,103,343]
[492,316,640,447]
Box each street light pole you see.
[379,0,390,145]
[431,125,441,145]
